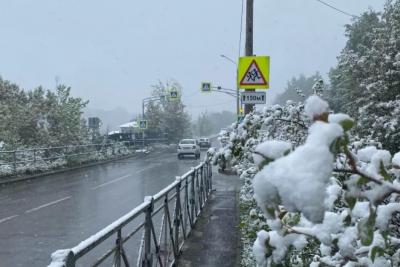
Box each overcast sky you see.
[0,0,384,118]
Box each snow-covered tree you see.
[212,97,309,265]
[0,77,88,149]
[194,112,214,137]
[214,91,400,266]
[145,80,192,141]
[274,73,323,105]
[329,1,400,153]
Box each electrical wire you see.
[315,0,360,19]
[182,90,200,98]
[186,100,235,109]
[238,0,245,58]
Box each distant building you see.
[107,121,139,141]
[119,121,138,134]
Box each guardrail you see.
[0,138,168,177]
[48,159,212,267]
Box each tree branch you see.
[274,118,308,129]
[343,147,400,195]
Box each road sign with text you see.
[238,56,270,89]
[241,92,266,104]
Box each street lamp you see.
[220,54,240,118]
[142,95,166,118]
[220,54,237,66]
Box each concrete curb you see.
[0,153,139,186]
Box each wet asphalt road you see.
[0,147,205,267]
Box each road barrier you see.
[48,159,213,267]
[0,139,168,177]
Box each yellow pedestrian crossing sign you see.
[238,56,270,89]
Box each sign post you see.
[138,119,147,147]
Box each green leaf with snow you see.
[339,119,354,132]
[266,207,276,218]
[379,161,393,182]
[233,146,242,157]
[258,157,273,170]
[358,210,376,246]
[371,246,385,262]
[331,238,339,256]
[345,193,357,209]
[357,176,370,186]
[283,213,301,227]
[330,138,342,155]
[343,214,352,226]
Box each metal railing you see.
[0,138,168,177]
[48,159,213,267]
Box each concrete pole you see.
[244,0,254,114]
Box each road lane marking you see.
[25,196,72,214]
[91,174,132,190]
[91,167,154,191]
[0,215,19,224]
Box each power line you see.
[182,90,200,98]
[186,100,234,109]
[315,0,360,19]
[238,0,245,57]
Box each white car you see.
[198,138,211,149]
[177,139,200,159]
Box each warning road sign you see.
[238,56,270,89]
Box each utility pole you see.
[244,0,254,114]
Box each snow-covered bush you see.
[213,97,309,266]
[216,95,400,266]
[0,142,137,177]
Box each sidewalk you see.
[177,168,241,267]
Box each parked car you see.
[198,138,211,149]
[177,139,200,159]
